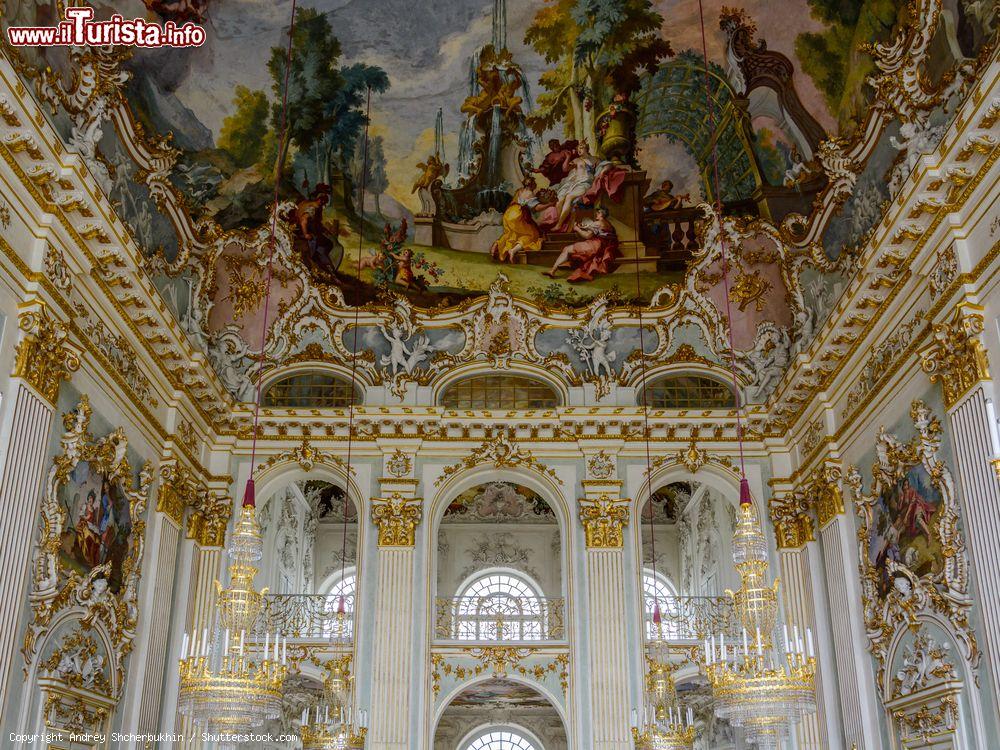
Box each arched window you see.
[643,569,678,639]
[440,374,560,409]
[262,371,360,408]
[641,374,736,409]
[321,569,356,640]
[454,572,546,641]
[462,729,539,750]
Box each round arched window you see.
[440,374,560,409]
[462,729,539,750]
[452,572,546,641]
[641,374,736,409]
[642,569,678,639]
[262,371,360,408]
[321,570,356,640]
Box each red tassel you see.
[653,602,662,625]
[336,595,346,615]
[242,478,256,508]
[739,477,753,506]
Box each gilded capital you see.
[13,308,80,405]
[186,491,231,547]
[371,493,422,547]
[769,491,814,549]
[579,494,630,548]
[157,462,193,524]
[920,303,990,409]
[812,463,845,527]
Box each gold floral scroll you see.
[371,493,422,547]
[920,303,991,409]
[13,307,79,405]
[579,494,630,548]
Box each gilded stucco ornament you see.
[919,303,991,408]
[810,463,845,528]
[186,490,231,547]
[25,396,153,695]
[437,432,561,485]
[13,307,80,405]
[260,438,356,475]
[847,400,977,689]
[431,648,568,696]
[579,494,630,549]
[371,493,422,547]
[156,461,192,524]
[769,491,814,550]
[386,449,413,478]
[586,450,616,480]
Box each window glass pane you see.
[642,374,735,409]
[463,729,537,750]
[454,573,545,641]
[440,375,559,409]
[262,372,359,408]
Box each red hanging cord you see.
[338,87,374,611]
[242,0,299,508]
[695,0,752,505]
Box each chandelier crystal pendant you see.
[632,661,696,750]
[177,496,289,743]
[702,489,816,749]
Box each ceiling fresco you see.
[3,0,994,412]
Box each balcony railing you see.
[643,596,735,641]
[253,594,355,641]
[435,596,565,642]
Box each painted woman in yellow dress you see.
[491,176,544,263]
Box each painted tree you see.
[795,0,904,133]
[350,134,389,215]
[525,0,671,147]
[267,8,389,186]
[218,85,269,168]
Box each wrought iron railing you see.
[253,594,355,641]
[643,595,735,641]
[435,596,566,642]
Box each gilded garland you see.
[24,396,154,695]
[846,400,976,687]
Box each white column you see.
[819,515,883,749]
[0,308,78,720]
[580,492,631,750]
[946,385,1000,718]
[120,498,182,744]
[921,302,1000,719]
[176,528,225,749]
[369,491,421,750]
[776,543,828,750]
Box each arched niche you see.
[251,462,365,599]
[434,677,568,750]
[430,466,569,606]
[882,615,987,748]
[634,466,739,610]
[23,613,118,740]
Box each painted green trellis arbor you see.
[635,52,762,206]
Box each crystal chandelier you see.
[300,703,368,750]
[632,660,696,750]
[301,655,369,750]
[177,496,289,743]
[702,488,816,749]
